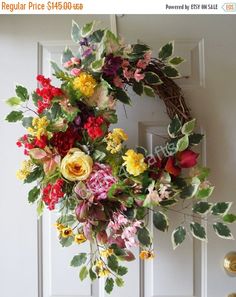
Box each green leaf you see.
[153,211,169,232]
[172,226,186,249]
[145,72,162,85]
[107,255,118,272]
[168,115,182,138]
[15,85,29,101]
[89,268,97,281]
[62,47,73,64]
[59,214,76,226]
[6,97,21,106]
[36,200,44,217]
[137,227,151,247]
[70,253,87,267]
[105,278,114,294]
[133,44,150,54]
[5,110,23,122]
[81,21,95,37]
[159,199,177,207]
[190,222,207,241]
[223,214,236,223]
[196,186,214,199]
[163,66,180,78]
[211,202,232,216]
[79,266,88,281]
[177,135,189,152]
[193,201,212,214]
[90,29,105,43]
[133,81,144,96]
[115,88,131,104]
[115,277,124,287]
[213,222,234,239]
[180,178,200,199]
[28,186,40,204]
[24,167,43,183]
[91,58,105,72]
[169,56,185,65]
[189,133,204,146]
[181,119,196,135]
[159,42,173,60]
[93,150,106,161]
[143,85,155,97]
[71,20,81,43]
[50,61,62,74]
[59,236,73,247]
[22,117,33,128]
[117,266,128,276]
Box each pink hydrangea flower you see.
[134,69,145,82]
[86,163,117,200]
[70,68,81,76]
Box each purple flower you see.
[79,38,89,46]
[103,54,123,77]
[82,47,93,58]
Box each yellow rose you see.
[60,148,93,181]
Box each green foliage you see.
[59,236,74,247]
[115,88,131,104]
[159,42,173,60]
[168,115,181,138]
[193,201,212,214]
[6,97,21,106]
[5,110,23,122]
[117,266,128,276]
[93,150,106,162]
[36,200,44,217]
[91,58,105,72]
[213,222,233,239]
[15,85,29,101]
[181,119,196,135]
[190,222,206,241]
[163,66,180,78]
[58,214,77,226]
[197,186,214,199]
[177,135,189,152]
[90,29,105,43]
[133,81,143,95]
[71,253,87,267]
[189,133,204,146]
[81,21,95,37]
[89,268,97,281]
[153,211,169,232]
[24,166,43,183]
[143,85,155,97]
[62,47,73,63]
[137,227,151,247]
[145,72,162,85]
[79,266,89,281]
[71,20,81,43]
[22,117,33,128]
[223,214,236,223]
[211,202,232,216]
[105,277,114,294]
[107,255,118,272]
[172,226,186,249]
[169,56,185,65]
[28,186,40,204]
[115,277,124,287]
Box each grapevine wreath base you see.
[5,21,236,293]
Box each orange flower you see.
[139,250,155,260]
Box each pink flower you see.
[71,57,81,65]
[70,68,81,76]
[136,51,152,69]
[108,213,128,230]
[86,163,117,200]
[121,60,130,68]
[134,69,145,82]
[113,76,124,88]
[63,60,73,68]
[123,68,133,81]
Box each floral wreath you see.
[5,20,236,293]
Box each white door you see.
[0,15,236,297]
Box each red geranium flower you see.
[165,156,181,177]
[84,116,105,139]
[178,150,199,168]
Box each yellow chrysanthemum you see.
[73,72,97,97]
[54,222,65,232]
[101,249,113,258]
[106,128,128,154]
[74,233,87,244]
[28,116,49,139]
[139,250,155,260]
[61,227,73,238]
[122,149,147,176]
[16,160,33,180]
[95,260,110,277]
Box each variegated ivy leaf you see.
[153,211,169,232]
[213,222,234,239]
[51,61,62,74]
[105,278,114,294]
[79,266,88,281]
[189,133,204,146]
[6,97,21,107]
[137,227,151,247]
[196,186,214,199]
[190,222,207,241]
[177,135,189,152]
[70,253,87,267]
[71,20,81,43]
[181,119,196,135]
[144,72,162,85]
[169,56,185,65]
[211,202,232,216]
[168,115,182,138]
[143,85,155,97]
[159,42,174,60]
[180,177,200,199]
[5,110,23,122]
[193,201,212,215]
[15,85,29,102]
[163,66,180,78]
[223,214,236,223]
[61,47,73,64]
[81,21,95,37]
[91,58,105,72]
[171,226,186,249]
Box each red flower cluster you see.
[42,179,64,210]
[84,116,105,139]
[36,75,63,114]
[51,125,82,157]
[17,134,48,155]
